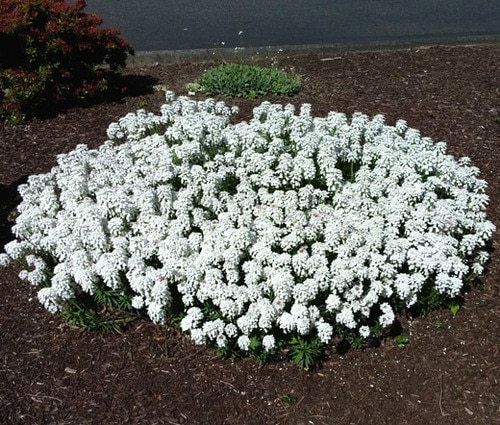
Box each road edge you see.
[126,34,500,66]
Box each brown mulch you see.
[0,44,499,425]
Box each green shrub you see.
[191,63,301,98]
[0,0,133,123]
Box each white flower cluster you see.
[1,92,494,351]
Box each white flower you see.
[37,287,62,313]
[379,303,395,327]
[225,323,238,338]
[216,334,228,348]
[336,306,357,329]
[237,335,251,351]
[190,328,205,345]
[180,307,204,331]
[359,325,370,338]
[316,321,333,343]
[131,295,144,309]
[0,253,10,267]
[326,293,341,312]
[262,335,276,351]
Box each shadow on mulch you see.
[18,73,159,122]
[0,177,25,249]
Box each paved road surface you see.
[86,0,500,51]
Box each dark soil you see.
[0,44,499,425]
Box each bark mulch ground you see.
[0,44,499,425]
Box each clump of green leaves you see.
[137,99,149,109]
[190,63,301,98]
[448,301,461,317]
[61,284,135,333]
[61,299,124,333]
[281,393,298,406]
[249,336,276,364]
[394,334,410,349]
[290,336,323,370]
[434,319,446,329]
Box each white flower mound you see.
[1,93,494,350]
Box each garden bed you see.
[0,44,499,424]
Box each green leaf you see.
[434,319,445,329]
[394,334,410,349]
[449,302,461,317]
[281,393,298,406]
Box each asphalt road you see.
[86,0,500,51]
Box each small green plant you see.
[137,99,148,109]
[281,393,298,406]
[60,283,134,332]
[347,334,364,349]
[190,63,301,98]
[92,284,134,311]
[249,336,275,364]
[414,284,449,316]
[434,319,446,329]
[185,82,202,93]
[216,345,235,359]
[61,299,124,333]
[449,301,461,317]
[394,334,410,349]
[290,336,323,370]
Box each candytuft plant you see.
[0,93,494,368]
[190,63,301,98]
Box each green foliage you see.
[61,299,124,333]
[249,336,275,364]
[333,324,365,349]
[336,159,361,183]
[0,0,133,122]
[137,99,149,109]
[347,333,364,349]
[281,393,298,406]
[61,283,134,332]
[216,345,235,359]
[217,173,239,195]
[202,301,225,321]
[414,283,449,316]
[192,63,301,98]
[394,334,410,349]
[290,336,323,370]
[449,301,461,317]
[92,284,133,311]
[370,323,384,338]
[434,319,446,329]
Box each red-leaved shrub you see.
[0,0,133,122]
